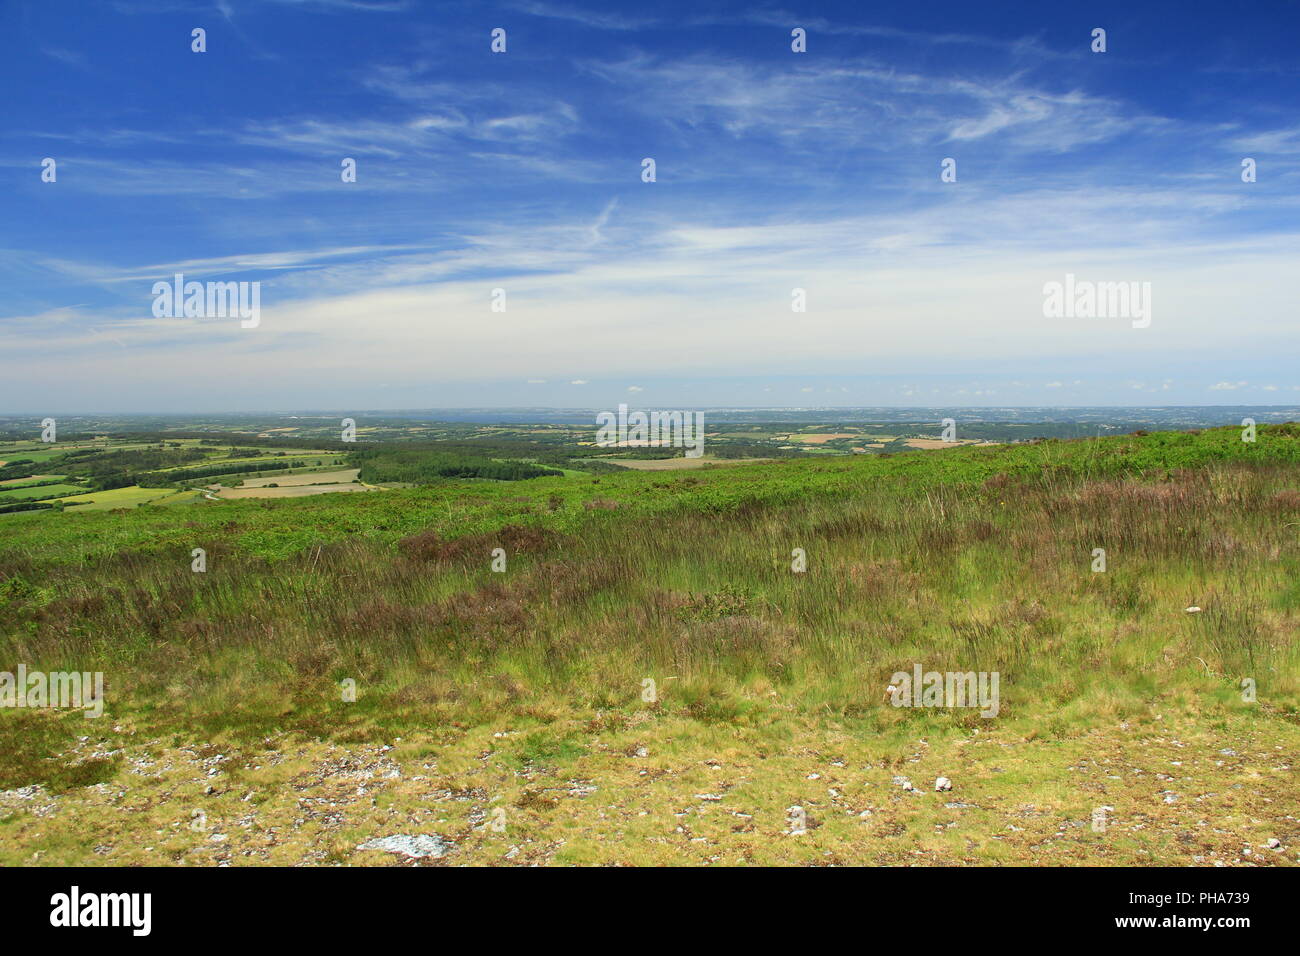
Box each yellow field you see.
[215,483,376,499]
[603,457,768,471]
[905,438,991,450]
[789,433,857,444]
[57,486,177,511]
[236,468,361,488]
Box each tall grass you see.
[1,426,1298,742]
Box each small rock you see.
[935,777,952,792]
[356,834,451,859]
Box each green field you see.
[55,486,181,511]
[0,483,84,502]
[2,446,88,464]
[1,425,1298,866]
[0,474,64,488]
[0,441,152,464]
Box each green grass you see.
[1,424,1298,865]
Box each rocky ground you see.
[2,706,1295,866]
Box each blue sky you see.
[2,0,1299,412]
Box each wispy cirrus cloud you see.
[581,54,1146,157]
[255,0,413,11]
[6,1,1299,410]
[509,1,659,31]
[41,47,90,69]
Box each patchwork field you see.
[4,441,153,464]
[0,435,370,517]
[211,467,373,499]
[216,483,375,499]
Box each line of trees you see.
[0,460,37,482]
[138,460,307,485]
[0,500,56,514]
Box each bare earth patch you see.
[1,708,1293,867]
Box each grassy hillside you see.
[1,425,1298,865]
